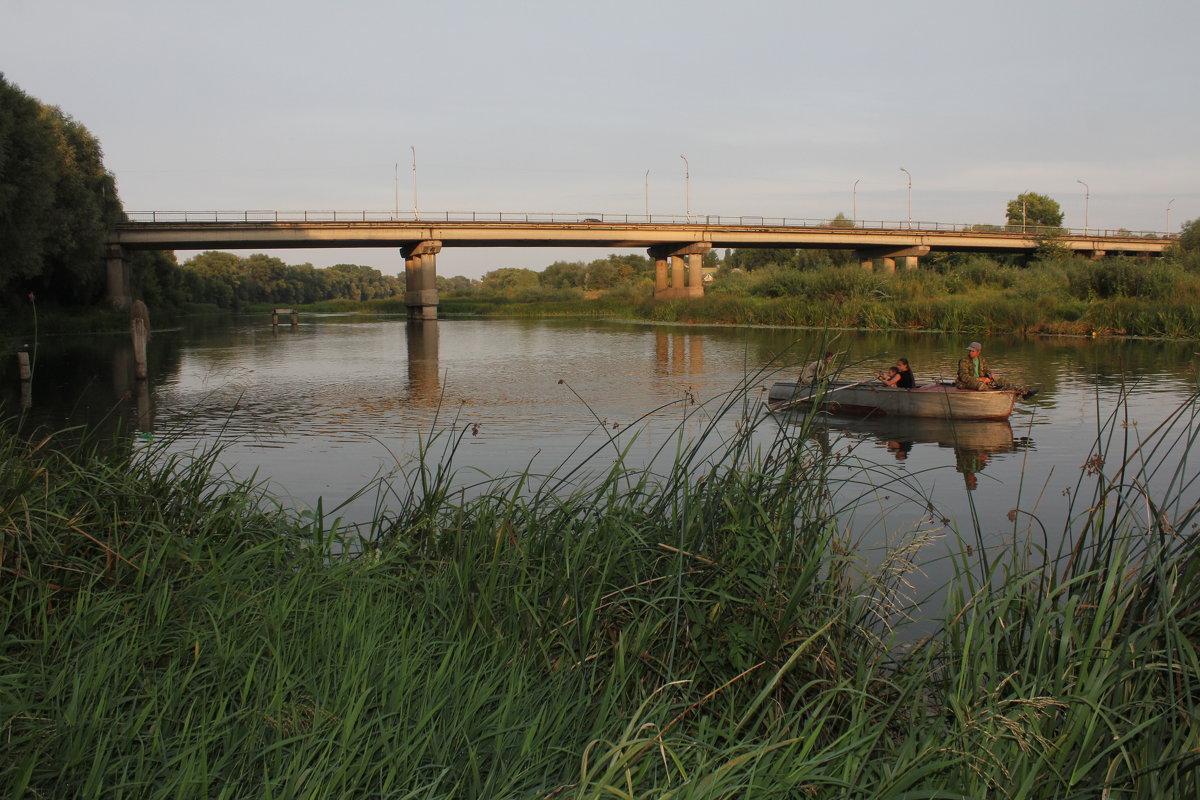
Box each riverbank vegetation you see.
[435,240,1200,339]
[3,383,1198,797]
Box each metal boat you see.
[767,380,1018,420]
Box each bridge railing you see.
[122,210,1172,240]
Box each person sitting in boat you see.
[956,342,1034,398]
[878,358,916,389]
[799,351,834,385]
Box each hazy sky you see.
[4,0,1197,278]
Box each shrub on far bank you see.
[1063,257,1181,301]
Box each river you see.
[5,314,1198,585]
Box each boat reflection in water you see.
[780,412,1034,491]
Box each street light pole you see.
[644,170,650,219]
[899,167,912,228]
[394,163,399,219]
[680,155,690,218]
[852,179,860,223]
[1076,179,1089,232]
[411,146,418,219]
[1167,198,1176,233]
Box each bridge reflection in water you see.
[654,330,704,378]
[404,321,441,403]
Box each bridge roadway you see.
[107,212,1173,319]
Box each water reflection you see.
[405,320,440,402]
[818,414,1034,491]
[2,329,171,442]
[654,330,704,377]
[6,317,1196,537]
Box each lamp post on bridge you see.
[899,167,912,229]
[1167,198,1175,233]
[680,154,690,219]
[411,145,418,219]
[645,170,650,219]
[852,179,860,223]
[1076,179,1089,232]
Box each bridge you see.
[108,210,1174,320]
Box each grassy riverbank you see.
[440,255,1200,339]
[3,384,1198,798]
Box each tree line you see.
[151,251,404,309]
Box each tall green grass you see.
[2,380,1198,798]
[432,258,1200,339]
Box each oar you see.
[771,378,874,412]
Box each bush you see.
[1066,258,1179,300]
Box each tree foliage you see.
[1175,218,1200,255]
[1171,218,1200,272]
[178,252,403,308]
[480,267,540,293]
[0,73,123,306]
[1006,192,1063,230]
[724,247,852,272]
[540,261,585,289]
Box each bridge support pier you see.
[106,244,132,312]
[854,245,930,273]
[649,243,710,299]
[401,240,442,321]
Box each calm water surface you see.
[6,315,1198,576]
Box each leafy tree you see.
[1175,218,1199,254]
[0,74,123,305]
[481,267,539,293]
[540,261,585,289]
[725,248,799,271]
[241,254,293,303]
[437,275,477,294]
[130,250,187,308]
[1171,218,1200,272]
[830,212,855,228]
[1006,192,1063,229]
[320,263,401,302]
[182,251,242,306]
[583,255,642,290]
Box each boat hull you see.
[768,381,1017,421]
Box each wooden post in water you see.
[132,318,148,380]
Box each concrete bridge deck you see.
[112,210,1171,255]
